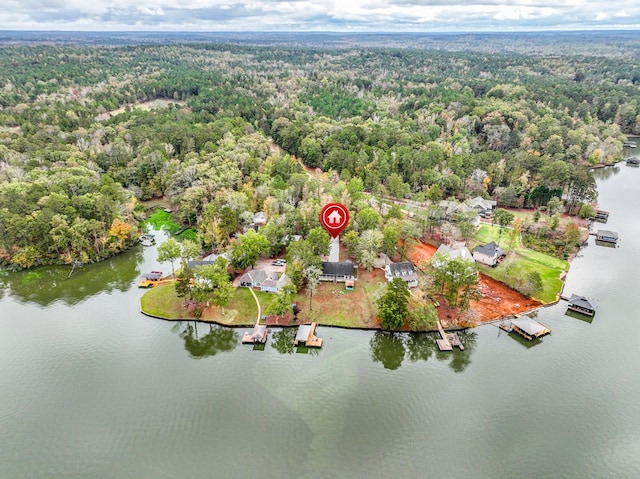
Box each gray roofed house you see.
[467,196,497,214]
[384,261,419,288]
[567,294,597,316]
[238,269,269,288]
[260,273,291,293]
[472,241,505,266]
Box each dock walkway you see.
[436,320,464,351]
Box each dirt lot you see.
[408,242,542,326]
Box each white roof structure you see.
[511,318,550,338]
[434,244,474,262]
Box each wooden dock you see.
[436,320,464,351]
[294,322,323,348]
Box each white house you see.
[472,242,505,266]
[384,261,419,288]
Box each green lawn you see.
[292,272,386,328]
[139,283,188,319]
[140,283,266,326]
[473,224,568,303]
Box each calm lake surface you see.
[2,163,640,479]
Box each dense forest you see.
[0,33,639,269]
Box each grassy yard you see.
[293,269,387,328]
[140,283,266,326]
[473,224,568,303]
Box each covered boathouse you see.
[596,229,619,244]
[567,294,597,317]
[511,318,551,341]
[294,322,322,347]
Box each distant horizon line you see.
[1,28,640,35]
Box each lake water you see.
[1,163,640,479]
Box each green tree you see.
[307,226,331,257]
[355,207,382,231]
[192,257,233,313]
[230,229,269,271]
[157,238,182,277]
[409,302,438,331]
[266,284,296,316]
[303,265,322,311]
[579,203,596,219]
[377,277,410,330]
[546,196,563,217]
[175,266,194,300]
[382,225,399,258]
[492,208,514,243]
[431,256,480,310]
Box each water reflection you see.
[370,332,406,370]
[178,322,239,358]
[564,309,594,324]
[591,163,620,181]
[0,247,144,306]
[370,330,477,372]
[271,327,297,354]
[270,327,320,355]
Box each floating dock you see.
[294,322,323,347]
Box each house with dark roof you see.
[384,261,419,288]
[319,261,356,283]
[472,241,505,266]
[567,294,597,317]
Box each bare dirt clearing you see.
[408,242,542,326]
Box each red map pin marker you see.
[320,203,350,239]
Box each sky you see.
[1,0,640,32]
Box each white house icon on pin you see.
[328,210,342,224]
